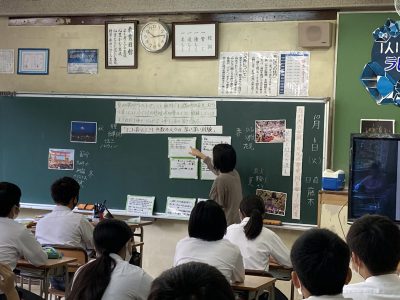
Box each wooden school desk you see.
[231,275,277,300]
[16,256,77,300]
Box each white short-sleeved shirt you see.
[35,205,94,250]
[73,253,152,300]
[0,217,48,270]
[225,217,292,270]
[174,237,245,283]
[304,295,352,300]
[343,273,400,300]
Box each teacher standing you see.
[190,144,242,225]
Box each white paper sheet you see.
[0,49,14,74]
[169,158,198,179]
[248,52,279,96]
[166,197,196,217]
[282,129,292,176]
[126,195,155,216]
[200,135,231,180]
[279,51,310,96]
[116,115,216,125]
[218,52,249,95]
[121,126,223,134]
[168,137,196,158]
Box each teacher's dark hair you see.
[212,144,236,173]
[346,214,400,275]
[188,200,227,241]
[148,262,235,300]
[0,182,21,217]
[68,219,133,300]
[240,195,264,240]
[51,177,80,206]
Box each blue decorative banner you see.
[361,19,400,106]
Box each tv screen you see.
[349,134,400,223]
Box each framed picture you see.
[17,48,49,75]
[360,119,395,134]
[105,21,138,69]
[172,22,218,59]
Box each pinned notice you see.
[126,195,155,217]
[166,197,196,217]
[168,137,196,158]
[170,158,198,179]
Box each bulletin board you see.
[0,94,329,225]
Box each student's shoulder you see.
[220,238,241,253]
[343,281,371,295]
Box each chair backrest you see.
[52,245,88,273]
[245,269,273,277]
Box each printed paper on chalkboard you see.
[166,197,196,217]
[169,158,198,179]
[168,137,196,158]
[126,195,155,216]
[48,148,75,170]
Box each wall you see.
[2,17,336,300]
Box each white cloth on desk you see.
[0,217,47,270]
[174,236,245,283]
[73,253,152,300]
[343,273,400,300]
[304,295,352,300]
[225,217,292,270]
[35,205,94,250]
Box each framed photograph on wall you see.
[360,119,395,134]
[172,22,218,59]
[105,21,138,69]
[17,48,49,75]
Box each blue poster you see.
[67,49,98,74]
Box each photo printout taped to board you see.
[248,52,279,96]
[256,189,287,216]
[67,49,98,74]
[115,101,217,118]
[126,195,155,216]
[0,49,14,74]
[218,52,249,95]
[116,115,216,126]
[70,121,97,143]
[279,51,310,96]
[168,137,197,158]
[291,106,305,219]
[170,158,198,179]
[282,129,292,176]
[166,197,196,217]
[48,148,75,171]
[200,135,232,180]
[255,120,286,143]
[121,125,223,135]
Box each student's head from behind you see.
[188,200,227,241]
[346,214,400,277]
[212,144,236,173]
[290,228,351,298]
[239,195,264,240]
[0,182,21,219]
[68,219,133,300]
[51,176,80,207]
[148,262,235,300]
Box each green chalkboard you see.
[0,95,328,225]
[335,12,400,172]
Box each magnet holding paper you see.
[322,169,345,191]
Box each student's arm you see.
[18,229,48,266]
[231,250,245,283]
[189,147,218,175]
[0,263,19,300]
[78,217,95,251]
[268,232,292,268]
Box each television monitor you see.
[348,134,400,224]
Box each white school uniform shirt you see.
[174,237,245,283]
[343,274,400,300]
[73,253,152,300]
[304,295,353,300]
[225,217,292,270]
[0,217,48,270]
[35,205,94,250]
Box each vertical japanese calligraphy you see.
[106,22,137,68]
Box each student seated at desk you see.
[290,228,352,300]
[35,177,94,290]
[69,219,152,300]
[148,262,235,300]
[190,144,242,226]
[0,263,19,300]
[343,214,400,300]
[0,182,47,300]
[174,200,244,283]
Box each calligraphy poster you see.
[218,52,249,95]
[248,52,279,96]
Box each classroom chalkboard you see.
[0,94,328,225]
[334,12,400,172]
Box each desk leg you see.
[43,269,49,300]
[269,284,275,300]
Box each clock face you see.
[140,22,170,53]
